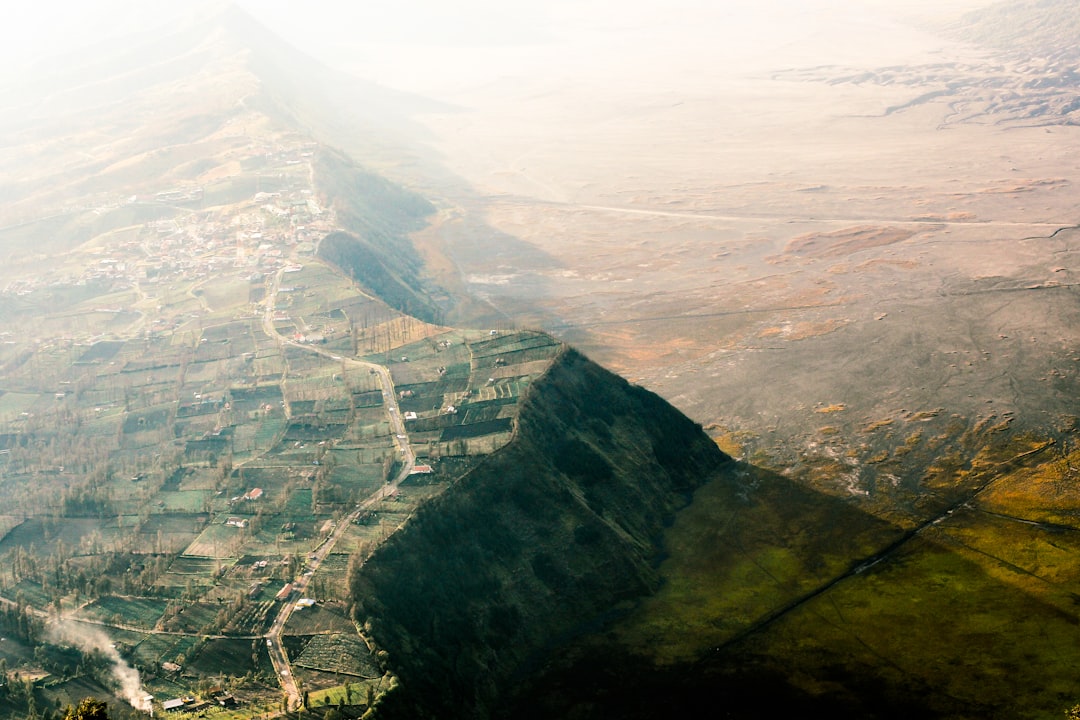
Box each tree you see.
[64,697,109,720]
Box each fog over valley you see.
[0,1,1079,718]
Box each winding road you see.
[260,266,416,710]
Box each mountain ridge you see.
[348,346,732,719]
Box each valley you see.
[0,30,568,714]
[0,1,1079,718]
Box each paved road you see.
[260,267,416,710]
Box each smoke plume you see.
[48,620,151,712]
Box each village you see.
[0,142,336,345]
[0,126,565,717]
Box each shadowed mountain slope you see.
[348,346,731,719]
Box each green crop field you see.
[162,601,221,634]
[154,490,213,512]
[77,595,169,629]
[189,637,273,677]
[0,392,40,420]
[224,600,276,635]
[292,632,379,677]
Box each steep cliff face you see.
[348,347,730,719]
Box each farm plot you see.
[0,392,41,420]
[456,402,508,425]
[176,468,221,491]
[284,421,347,443]
[77,595,168,629]
[230,384,284,412]
[321,396,353,414]
[1,579,51,607]
[0,517,122,558]
[473,377,530,402]
[169,555,227,576]
[251,352,285,380]
[313,554,350,582]
[347,407,392,438]
[184,432,231,463]
[183,357,228,385]
[176,395,224,418]
[230,465,288,490]
[323,522,377,555]
[467,330,559,363]
[202,321,255,344]
[355,315,442,356]
[137,514,207,553]
[239,524,309,559]
[339,366,382,393]
[292,633,380,677]
[441,418,513,441]
[339,445,394,466]
[250,416,286,453]
[432,365,471,395]
[396,383,437,413]
[285,371,349,403]
[320,407,352,426]
[79,413,124,441]
[78,340,125,363]
[183,522,247,559]
[199,277,252,314]
[153,490,212,513]
[352,390,383,409]
[327,462,386,492]
[193,338,237,363]
[223,600,276,635]
[284,346,336,375]
[162,602,222,634]
[189,637,273,677]
[130,632,175,669]
[321,336,354,356]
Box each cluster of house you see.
[161,687,238,713]
[0,141,338,335]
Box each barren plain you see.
[365,1,1080,501]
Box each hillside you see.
[3,3,1080,718]
[314,148,441,323]
[950,0,1080,58]
[348,347,731,719]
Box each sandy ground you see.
[365,1,1080,482]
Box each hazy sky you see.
[0,0,995,95]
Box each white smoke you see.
[48,620,152,713]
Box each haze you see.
[2,0,1080,716]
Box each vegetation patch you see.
[76,595,168,629]
[293,633,380,678]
